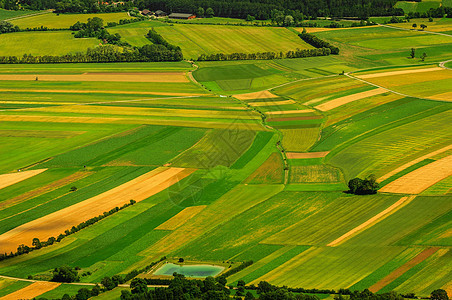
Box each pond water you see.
[153,263,224,278]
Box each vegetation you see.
[347,175,379,195]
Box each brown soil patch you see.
[315,88,387,111]
[234,91,279,100]
[245,152,284,184]
[0,167,195,253]
[155,205,207,231]
[0,281,60,300]
[380,155,452,194]
[266,109,314,115]
[0,88,204,97]
[378,145,452,182]
[358,67,444,79]
[0,169,47,191]
[249,100,296,107]
[327,196,416,246]
[0,171,92,211]
[369,247,440,293]
[286,152,329,159]
[267,115,322,122]
[0,72,189,83]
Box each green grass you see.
[0,31,99,56]
[107,20,168,47]
[154,24,313,59]
[0,9,39,21]
[11,12,133,29]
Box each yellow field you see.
[315,88,387,111]
[380,155,452,194]
[0,281,60,300]
[0,169,47,190]
[234,90,279,100]
[155,205,207,230]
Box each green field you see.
[154,24,314,59]
[0,31,99,56]
[0,12,450,300]
[10,12,133,29]
[0,8,40,20]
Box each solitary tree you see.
[410,48,416,58]
[420,24,427,30]
[421,52,427,61]
[412,23,417,30]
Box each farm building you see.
[169,13,196,19]
[155,10,167,17]
[141,9,152,16]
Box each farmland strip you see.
[380,155,452,194]
[358,67,444,79]
[315,88,387,111]
[369,247,440,292]
[0,169,47,191]
[327,196,416,247]
[0,167,195,253]
[286,152,329,159]
[0,281,60,300]
[378,144,452,182]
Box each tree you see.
[420,24,427,30]
[206,7,214,18]
[429,17,433,22]
[347,175,379,195]
[32,238,41,249]
[75,288,91,300]
[197,7,204,17]
[348,178,364,194]
[284,15,294,26]
[245,291,256,300]
[52,266,79,283]
[178,257,184,263]
[246,15,256,21]
[420,52,427,61]
[431,289,449,300]
[275,11,285,26]
[412,23,417,30]
[87,17,103,31]
[101,276,116,290]
[410,47,416,58]
[237,280,246,287]
[130,278,147,294]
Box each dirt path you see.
[380,155,452,194]
[314,88,387,111]
[0,281,60,300]
[0,167,195,253]
[0,169,47,191]
[378,144,452,182]
[286,152,329,159]
[369,247,440,292]
[327,196,416,246]
[439,59,452,70]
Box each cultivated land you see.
[0,9,450,300]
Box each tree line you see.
[299,32,340,54]
[0,200,136,261]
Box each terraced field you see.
[0,11,450,300]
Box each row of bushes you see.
[222,260,254,278]
[0,199,136,261]
[299,32,340,54]
[196,47,331,61]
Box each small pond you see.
[153,263,224,278]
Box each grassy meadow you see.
[0,9,450,300]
